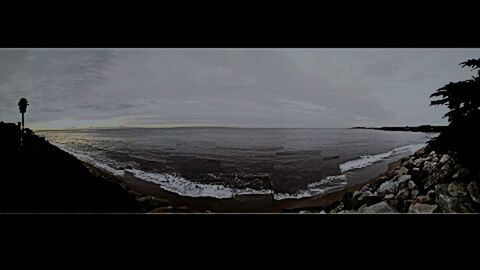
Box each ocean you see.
[37,128,436,200]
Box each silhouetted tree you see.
[18,98,29,131]
[429,58,480,167]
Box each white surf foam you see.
[339,143,425,173]
[50,141,126,176]
[124,168,272,199]
[50,141,421,201]
[273,174,347,200]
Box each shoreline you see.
[81,155,408,213]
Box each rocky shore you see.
[325,147,480,213]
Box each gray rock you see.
[413,158,425,167]
[433,157,439,162]
[429,151,436,157]
[467,181,480,204]
[411,190,419,199]
[432,162,438,168]
[447,182,468,198]
[439,154,451,164]
[423,171,449,190]
[358,191,373,201]
[357,204,368,212]
[423,161,434,173]
[397,167,409,176]
[395,188,410,200]
[377,180,399,195]
[398,175,412,190]
[408,203,438,213]
[452,168,470,180]
[440,163,451,171]
[435,184,449,195]
[436,194,474,213]
[384,194,395,200]
[361,201,397,213]
[408,180,417,190]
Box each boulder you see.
[439,154,451,164]
[413,158,425,167]
[384,194,394,200]
[411,190,419,199]
[423,161,434,173]
[398,175,412,189]
[429,151,436,157]
[357,204,368,212]
[360,201,397,213]
[423,171,449,190]
[436,194,474,213]
[435,184,449,195]
[397,167,409,176]
[355,192,382,208]
[358,191,373,201]
[433,157,439,163]
[377,180,399,195]
[447,182,468,198]
[408,203,438,213]
[395,188,410,200]
[440,163,451,172]
[408,180,417,190]
[452,168,470,180]
[467,181,480,204]
[398,174,412,183]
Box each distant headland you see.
[352,125,447,133]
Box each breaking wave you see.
[339,143,425,173]
[50,141,423,200]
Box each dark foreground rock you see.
[0,122,141,212]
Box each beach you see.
[81,155,406,213]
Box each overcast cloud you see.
[0,48,478,129]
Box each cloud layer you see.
[0,49,478,129]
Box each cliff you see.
[0,121,141,213]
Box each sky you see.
[0,48,478,129]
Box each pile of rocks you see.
[329,148,480,213]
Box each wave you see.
[273,174,347,200]
[51,141,347,200]
[50,141,420,201]
[339,143,425,173]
